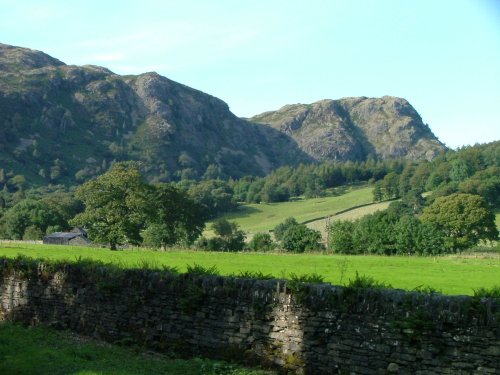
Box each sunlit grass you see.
[306,200,393,240]
[1,243,498,296]
[208,186,374,235]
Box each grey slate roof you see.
[44,232,82,239]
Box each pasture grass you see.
[0,243,498,296]
[306,200,393,240]
[209,186,374,235]
[0,323,273,375]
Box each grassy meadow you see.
[0,323,273,375]
[208,186,374,235]
[1,243,498,296]
[306,200,393,240]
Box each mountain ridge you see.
[0,43,445,187]
[250,96,445,162]
[0,43,311,185]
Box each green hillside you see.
[306,200,393,240]
[211,186,373,234]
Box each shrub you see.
[22,226,43,241]
[328,221,356,253]
[282,224,323,253]
[197,219,246,251]
[346,271,391,289]
[273,217,298,242]
[248,233,275,252]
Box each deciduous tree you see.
[420,193,498,251]
[70,163,149,249]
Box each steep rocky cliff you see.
[0,43,310,185]
[250,97,445,162]
[0,43,445,187]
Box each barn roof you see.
[44,232,83,239]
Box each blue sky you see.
[1,0,499,148]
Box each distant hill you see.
[250,97,446,162]
[0,43,444,187]
[0,43,311,185]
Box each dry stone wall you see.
[0,258,498,374]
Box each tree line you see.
[0,141,498,252]
[328,193,498,255]
[372,141,500,210]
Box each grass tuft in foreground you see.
[0,323,274,375]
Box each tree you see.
[9,175,26,191]
[449,158,472,182]
[281,224,323,253]
[328,220,356,254]
[23,225,43,240]
[415,222,447,255]
[0,199,66,240]
[248,233,275,252]
[393,215,420,255]
[70,163,149,249]
[380,172,400,199]
[372,182,383,202]
[458,167,500,208]
[202,164,223,180]
[187,180,236,219]
[401,189,425,214]
[398,162,415,196]
[141,184,204,248]
[204,218,246,251]
[352,211,399,255]
[420,193,498,251]
[273,217,299,242]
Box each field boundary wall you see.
[1,258,498,374]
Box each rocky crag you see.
[0,43,310,184]
[251,97,445,162]
[0,43,444,186]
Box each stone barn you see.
[43,227,90,246]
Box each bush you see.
[273,217,298,242]
[248,233,275,252]
[347,271,391,289]
[197,219,246,251]
[282,224,323,253]
[328,221,356,253]
[22,226,43,241]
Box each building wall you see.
[68,236,90,246]
[0,258,498,374]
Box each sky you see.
[1,0,499,149]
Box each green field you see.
[0,323,272,375]
[306,200,393,241]
[212,186,374,234]
[1,243,498,296]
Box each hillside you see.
[0,43,448,187]
[250,97,446,162]
[0,43,311,185]
[211,186,374,234]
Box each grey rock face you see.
[0,44,310,183]
[0,43,445,185]
[251,96,446,162]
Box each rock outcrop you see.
[250,97,445,162]
[0,43,310,184]
[0,43,445,186]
